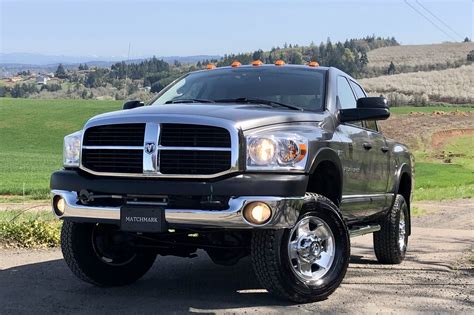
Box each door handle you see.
[363,142,372,150]
[381,146,389,153]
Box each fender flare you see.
[308,147,343,205]
[394,162,413,235]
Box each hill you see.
[366,42,474,76]
[359,64,474,105]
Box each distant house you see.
[36,75,50,85]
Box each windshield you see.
[151,67,326,111]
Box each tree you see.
[55,63,68,79]
[150,81,164,93]
[359,51,369,68]
[387,61,396,75]
[252,49,264,61]
[464,37,471,42]
[467,50,474,62]
[81,90,89,99]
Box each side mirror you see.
[339,97,390,122]
[123,100,144,110]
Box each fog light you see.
[53,196,65,216]
[243,202,272,225]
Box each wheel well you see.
[306,161,342,206]
[398,172,411,207]
[398,172,412,235]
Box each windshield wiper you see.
[165,98,215,104]
[213,98,304,111]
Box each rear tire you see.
[251,193,350,303]
[373,194,409,264]
[61,221,157,286]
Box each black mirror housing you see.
[123,100,145,110]
[339,97,390,122]
[357,96,388,109]
[339,108,390,122]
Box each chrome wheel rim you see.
[287,216,335,284]
[398,209,406,252]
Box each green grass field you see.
[0,97,472,201]
[0,98,122,198]
[390,105,474,115]
[414,135,474,201]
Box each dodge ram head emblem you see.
[144,142,156,154]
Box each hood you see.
[86,103,328,131]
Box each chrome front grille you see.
[80,122,236,178]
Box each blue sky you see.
[1,0,472,57]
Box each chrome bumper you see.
[51,190,305,229]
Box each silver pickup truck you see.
[51,62,414,302]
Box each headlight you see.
[246,133,308,171]
[63,130,82,167]
[248,138,277,165]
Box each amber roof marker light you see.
[206,64,216,70]
[231,61,242,67]
[252,60,263,66]
[309,61,319,67]
[275,60,286,66]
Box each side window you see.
[337,76,357,109]
[350,81,366,99]
[351,80,379,132]
[364,120,379,132]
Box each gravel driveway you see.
[1,200,472,314]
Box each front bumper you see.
[50,170,308,197]
[51,190,305,229]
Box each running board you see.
[349,225,381,237]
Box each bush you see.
[41,83,62,92]
[0,211,61,248]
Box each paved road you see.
[1,200,472,314]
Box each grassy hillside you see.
[0,98,121,198]
[367,42,474,73]
[0,98,472,201]
[360,64,474,105]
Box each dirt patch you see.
[0,202,50,212]
[413,199,474,230]
[431,128,474,149]
[380,111,474,151]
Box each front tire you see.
[373,194,409,264]
[61,221,157,286]
[251,194,350,303]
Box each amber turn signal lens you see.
[275,59,285,66]
[296,143,307,162]
[243,202,272,225]
[231,61,241,67]
[309,61,319,67]
[252,60,263,66]
[206,64,216,70]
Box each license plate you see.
[120,205,167,233]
